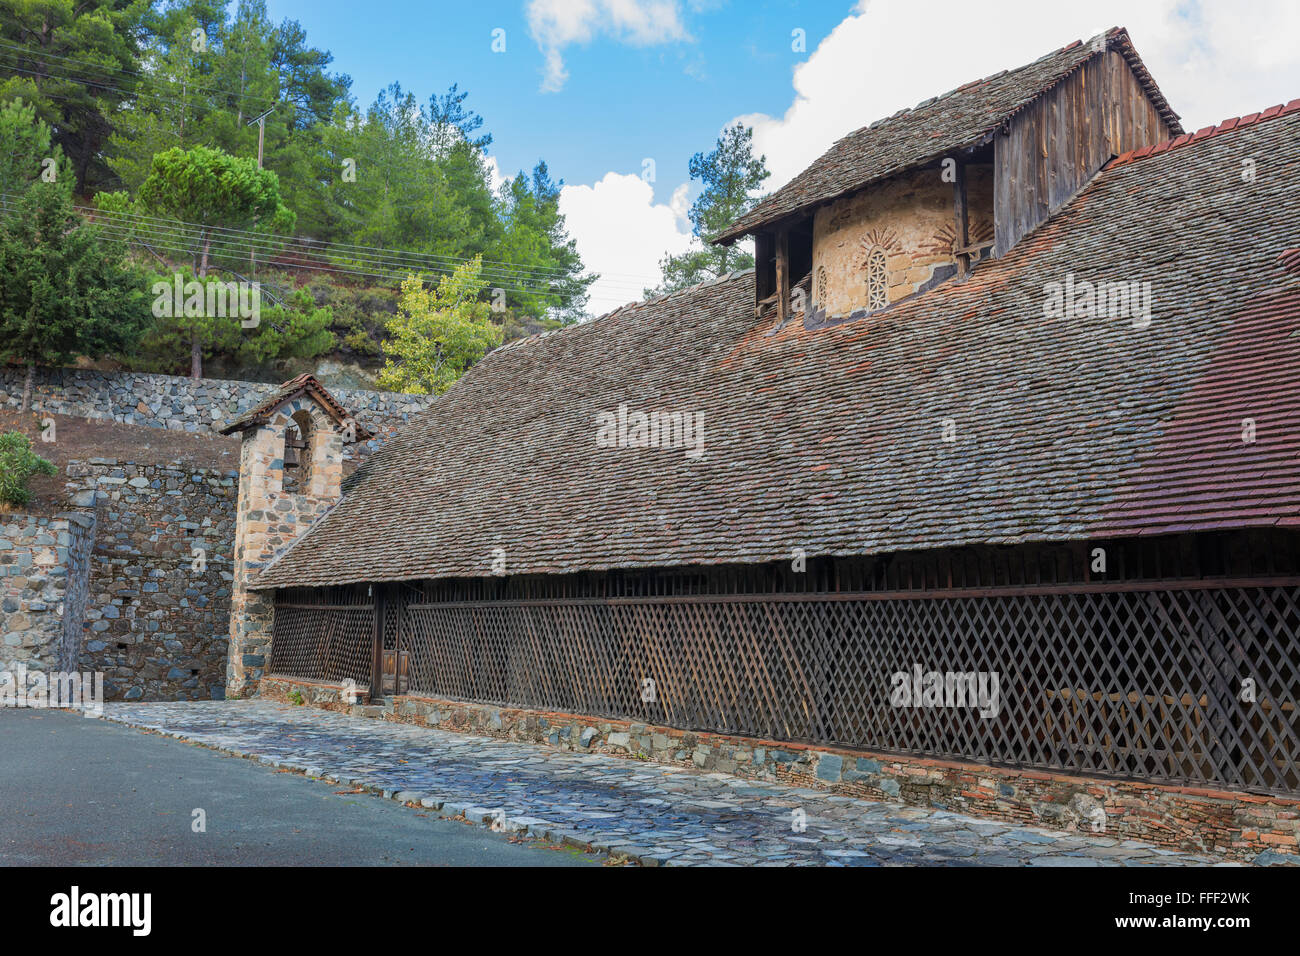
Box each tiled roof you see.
[1106,98,1300,170]
[219,373,373,439]
[255,106,1300,590]
[713,27,1181,244]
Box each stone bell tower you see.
[219,375,369,697]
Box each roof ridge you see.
[1105,98,1300,170]
[489,270,756,356]
[853,32,1108,140]
[714,27,1179,244]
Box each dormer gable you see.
[716,27,1182,324]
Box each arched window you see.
[866,246,889,311]
[815,265,828,305]
[282,410,313,494]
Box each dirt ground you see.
[0,410,241,514]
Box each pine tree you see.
[0,183,146,409]
[0,0,149,192]
[647,123,769,296]
[136,144,294,378]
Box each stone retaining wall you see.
[0,366,434,459]
[0,511,95,676]
[65,460,238,701]
[259,675,1300,864]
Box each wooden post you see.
[951,157,970,277]
[371,585,384,702]
[394,585,404,697]
[754,233,774,302]
[775,227,790,323]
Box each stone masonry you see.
[0,511,95,676]
[64,460,237,701]
[227,394,350,696]
[260,675,1300,863]
[102,699,1257,866]
[812,164,994,317]
[0,366,433,460]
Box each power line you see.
[84,225,592,301]
[72,200,655,290]
[110,242,578,299]
[0,37,277,110]
[0,59,200,111]
[0,194,653,311]
[87,224,583,299]
[83,212,609,292]
[0,196,596,301]
[0,188,655,297]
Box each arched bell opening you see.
[282,409,315,494]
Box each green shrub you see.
[0,431,57,507]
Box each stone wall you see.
[227,394,346,697]
[260,676,1300,865]
[811,164,994,318]
[0,366,434,459]
[0,511,95,676]
[64,460,237,701]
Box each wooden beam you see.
[754,232,774,302]
[951,157,970,276]
[775,228,790,323]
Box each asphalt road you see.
[0,709,596,866]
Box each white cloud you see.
[668,181,691,224]
[559,172,693,312]
[483,154,508,195]
[557,1,1300,319]
[737,0,1300,193]
[526,0,690,92]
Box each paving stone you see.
[96,700,1234,868]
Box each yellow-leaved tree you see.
[376,257,503,395]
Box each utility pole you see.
[246,108,274,274]
[247,107,273,168]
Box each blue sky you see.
[261,1,1300,314]
[265,1,849,207]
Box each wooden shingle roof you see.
[713,27,1181,244]
[255,105,1300,590]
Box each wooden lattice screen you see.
[269,584,374,689]
[268,534,1300,795]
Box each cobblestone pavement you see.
[99,701,1233,867]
